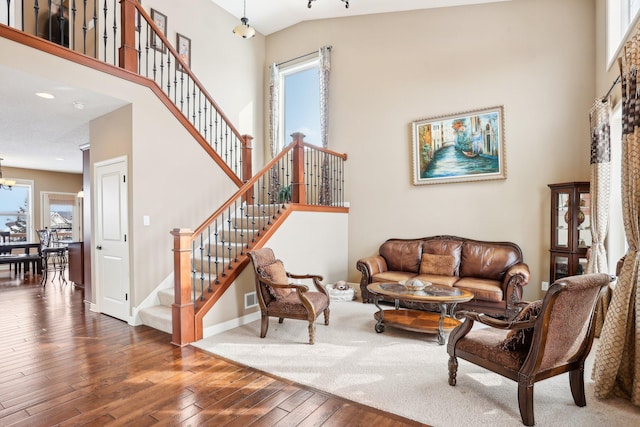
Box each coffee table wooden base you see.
[373,309,461,344]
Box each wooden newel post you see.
[119,0,139,72]
[241,134,254,205]
[241,134,254,183]
[171,228,195,346]
[291,132,306,204]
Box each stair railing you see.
[171,133,348,345]
[1,0,247,182]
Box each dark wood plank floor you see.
[0,271,427,426]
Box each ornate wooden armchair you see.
[248,248,330,344]
[447,273,612,426]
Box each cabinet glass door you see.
[577,190,591,250]
[552,254,569,280]
[554,190,570,249]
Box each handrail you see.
[1,0,250,183]
[172,133,348,344]
[192,141,296,237]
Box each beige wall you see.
[0,0,265,313]
[2,166,82,233]
[266,0,596,301]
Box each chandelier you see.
[233,0,256,39]
[308,0,349,8]
[0,158,16,190]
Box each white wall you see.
[202,210,349,331]
[266,0,596,301]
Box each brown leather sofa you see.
[356,235,530,318]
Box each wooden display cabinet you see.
[548,182,590,282]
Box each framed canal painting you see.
[411,106,506,185]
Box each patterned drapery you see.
[268,63,280,159]
[592,31,640,406]
[319,46,332,205]
[587,99,611,274]
[587,98,612,337]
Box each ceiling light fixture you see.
[233,0,255,39]
[308,0,349,8]
[0,158,16,191]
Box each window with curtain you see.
[607,0,640,65]
[0,181,34,242]
[277,57,321,151]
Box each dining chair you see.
[0,231,18,274]
[36,228,69,285]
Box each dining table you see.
[0,241,42,275]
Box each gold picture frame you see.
[411,106,506,185]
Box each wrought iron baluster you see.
[206,225,212,292]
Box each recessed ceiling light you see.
[73,101,85,110]
[56,158,64,161]
[36,92,55,99]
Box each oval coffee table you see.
[366,282,474,345]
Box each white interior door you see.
[95,157,130,321]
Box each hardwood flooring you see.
[0,271,427,426]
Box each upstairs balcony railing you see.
[171,133,348,345]
[1,0,247,183]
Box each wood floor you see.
[0,271,426,427]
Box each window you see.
[278,58,321,150]
[607,0,640,66]
[0,180,34,242]
[41,192,82,242]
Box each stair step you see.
[138,305,172,334]
[157,286,204,307]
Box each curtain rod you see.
[276,46,332,67]
[602,75,621,102]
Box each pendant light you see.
[233,0,255,39]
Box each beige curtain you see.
[587,98,612,337]
[592,33,640,406]
[318,46,332,205]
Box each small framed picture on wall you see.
[150,8,167,52]
[176,33,191,72]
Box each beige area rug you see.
[193,300,639,426]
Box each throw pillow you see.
[258,260,292,298]
[499,300,543,352]
[420,253,456,276]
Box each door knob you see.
[96,245,103,250]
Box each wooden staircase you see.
[139,203,285,335]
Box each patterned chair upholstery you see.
[447,273,612,426]
[248,248,330,344]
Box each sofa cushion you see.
[258,260,292,298]
[372,271,417,283]
[414,274,459,287]
[379,240,422,273]
[421,238,463,275]
[453,277,503,302]
[460,241,521,280]
[420,253,456,276]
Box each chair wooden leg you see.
[448,356,458,386]
[308,322,316,345]
[324,307,330,325]
[569,368,587,407]
[518,382,535,426]
[260,314,269,338]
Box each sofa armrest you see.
[502,262,530,318]
[356,255,388,303]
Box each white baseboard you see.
[201,311,261,338]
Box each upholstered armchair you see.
[248,248,330,344]
[447,273,612,426]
